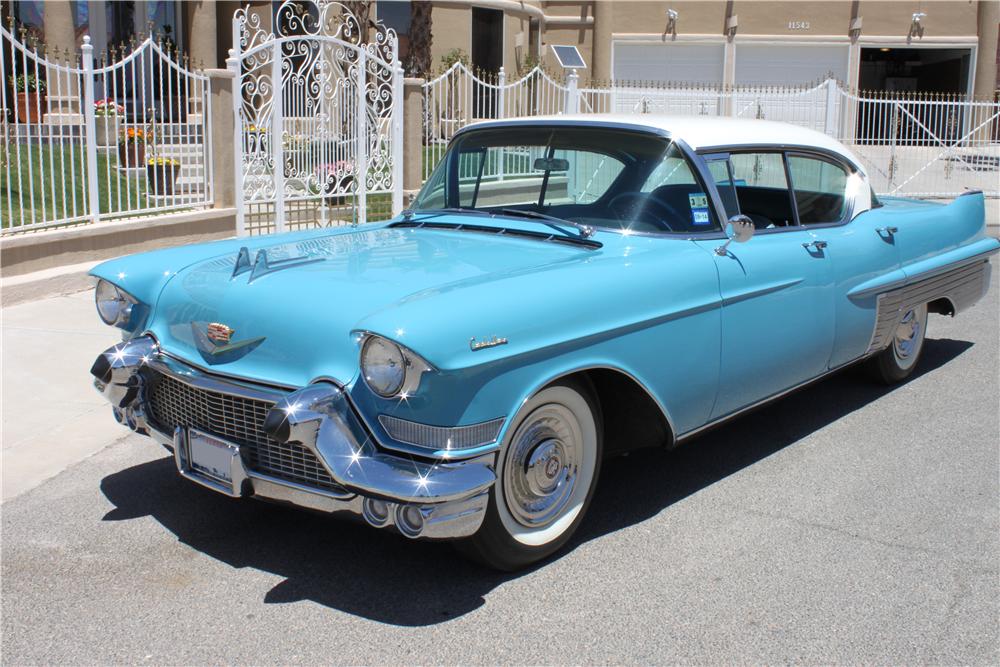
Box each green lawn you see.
[3,142,420,233]
[1,144,150,231]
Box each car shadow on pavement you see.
[100,337,972,626]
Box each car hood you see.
[144,224,611,387]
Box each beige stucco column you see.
[42,1,76,53]
[592,0,613,82]
[206,68,236,209]
[974,0,999,98]
[187,1,219,69]
[42,2,78,121]
[403,77,425,201]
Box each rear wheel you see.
[868,303,928,384]
[457,380,602,571]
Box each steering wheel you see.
[607,192,682,231]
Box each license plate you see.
[188,429,238,484]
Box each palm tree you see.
[405,1,432,77]
[343,1,371,43]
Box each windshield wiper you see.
[399,207,597,243]
[401,207,492,220]
[495,208,596,239]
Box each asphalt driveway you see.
[2,271,998,664]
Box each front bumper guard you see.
[91,336,496,540]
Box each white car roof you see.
[466,114,868,177]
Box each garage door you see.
[734,44,849,86]
[613,42,725,84]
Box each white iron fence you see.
[423,66,1000,199]
[232,0,402,236]
[844,89,1000,197]
[1,25,213,234]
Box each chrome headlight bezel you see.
[358,333,433,399]
[94,279,137,328]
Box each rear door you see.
[783,152,902,368]
[696,151,836,419]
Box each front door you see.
[697,151,836,419]
[697,230,836,418]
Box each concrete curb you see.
[1,207,237,278]
[1,260,97,306]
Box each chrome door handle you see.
[802,240,828,250]
[876,226,899,235]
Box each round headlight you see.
[361,336,406,398]
[95,279,130,325]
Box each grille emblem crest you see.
[207,322,234,344]
[191,321,266,357]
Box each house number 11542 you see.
[788,20,811,30]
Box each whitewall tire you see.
[868,303,928,384]
[457,379,602,570]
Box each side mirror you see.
[715,214,755,256]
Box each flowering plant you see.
[246,124,267,133]
[315,160,355,179]
[94,98,124,116]
[315,160,355,198]
[146,156,180,167]
[119,127,152,146]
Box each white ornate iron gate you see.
[232,1,401,235]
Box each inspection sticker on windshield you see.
[689,193,710,226]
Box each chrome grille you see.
[146,371,345,493]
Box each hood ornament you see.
[232,247,323,283]
[470,335,508,351]
[192,321,266,357]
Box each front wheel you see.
[457,380,602,571]
[867,303,928,384]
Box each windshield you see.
[411,126,721,234]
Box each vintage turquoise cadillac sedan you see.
[90,116,997,570]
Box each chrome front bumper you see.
[90,335,496,540]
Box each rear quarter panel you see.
[879,192,996,280]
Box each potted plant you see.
[94,98,124,148]
[118,126,151,168]
[9,74,47,124]
[146,156,181,195]
[315,160,355,206]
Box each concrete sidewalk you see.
[1,289,129,501]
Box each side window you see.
[728,152,795,228]
[787,155,850,224]
[730,152,788,189]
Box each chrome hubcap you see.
[893,308,922,360]
[504,405,580,529]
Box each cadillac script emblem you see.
[206,322,234,344]
[470,335,508,351]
